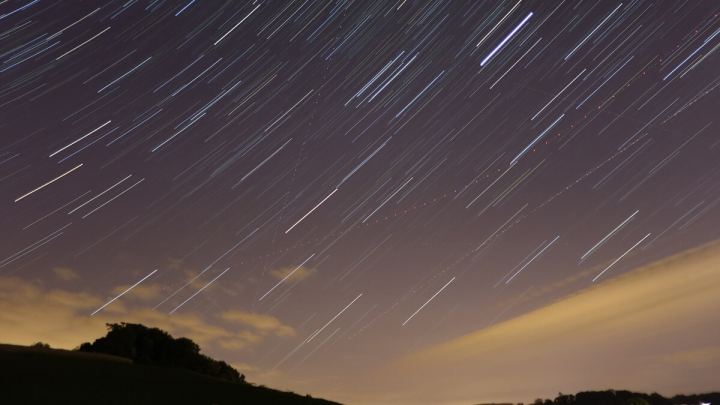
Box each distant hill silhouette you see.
[547,390,673,405]
[671,394,720,405]
[514,390,719,405]
[78,322,243,383]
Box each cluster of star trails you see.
[2,0,720,382]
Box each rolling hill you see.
[0,343,341,405]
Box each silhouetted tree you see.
[78,323,244,384]
[671,393,720,405]
[556,392,575,405]
[31,342,50,348]
[478,390,712,405]
[556,390,675,405]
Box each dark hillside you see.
[0,343,341,405]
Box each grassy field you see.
[0,344,341,405]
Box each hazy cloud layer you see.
[221,310,295,336]
[269,266,317,282]
[111,283,163,300]
[0,277,294,355]
[331,240,720,405]
[52,267,79,281]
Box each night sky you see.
[2,1,720,404]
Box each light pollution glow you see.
[325,239,720,405]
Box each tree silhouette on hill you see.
[528,390,686,405]
[78,323,244,384]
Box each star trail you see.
[1,1,720,403]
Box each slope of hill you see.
[0,344,341,405]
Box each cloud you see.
[337,239,720,405]
[0,277,294,354]
[656,344,720,366]
[221,310,295,337]
[218,331,264,350]
[52,267,78,281]
[269,266,316,282]
[231,362,259,372]
[111,283,162,300]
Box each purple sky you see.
[1,1,719,403]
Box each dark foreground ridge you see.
[0,343,341,405]
[0,323,341,405]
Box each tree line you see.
[498,390,717,405]
[77,322,245,384]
